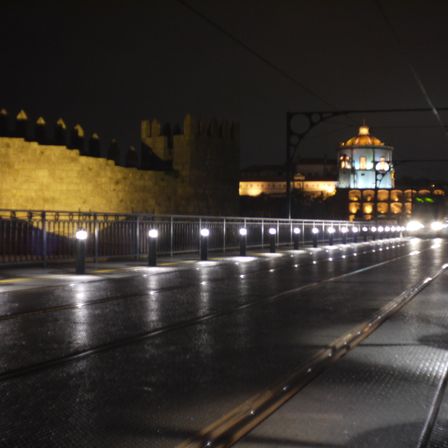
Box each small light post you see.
[148,229,158,266]
[352,226,359,243]
[341,226,348,244]
[200,228,210,261]
[378,226,384,240]
[362,226,369,242]
[385,226,391,239]
[371,226,377,240]
[327,226,335,246]
[293,227,301,250]
[239,228,247,256]
[312,227,319,248]
[268,227,277,253]
[75,229,88,275]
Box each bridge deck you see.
[0,237,447,447]
[237,264,448,447]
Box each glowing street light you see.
[200,228,209,260]
[293,227,301,250]
[327,226,336,245]
[148,228,159,266]
[239,227,247,256]
[362,225,369,242]
[268,227,277,253]
[75,229,88,274]
[352,226,359,243]
[340,226,348,244]
[312,227,319,248]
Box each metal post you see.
[239,228,247,257]
[269,228,276,253]
[135,215,140,261]
[293,228,300,250]
[223,218,226,254]
[41,211,47,268]
[261,219,264,249]
[94,214,99,263]
[312,227,319,248]
[170,216,174,257]
[200,233,208,260]
[148,236,157,266]
[76,239,86,274]
[286,112,292,219]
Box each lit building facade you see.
[338,125,395,189]
[239,161,337,199]
[340,125,445,220]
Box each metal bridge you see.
[1,209,447,448]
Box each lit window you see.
[340,154,351,169]
[359,156,367,170]
[376,157,390,172]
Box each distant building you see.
[340,125,445,221]
[240,159,337,199]
[337,124,395,189]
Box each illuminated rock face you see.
[337,125,395,189]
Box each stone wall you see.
[0,111,240,215]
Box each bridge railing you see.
[0,209,365,265]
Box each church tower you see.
[337,124,394,189]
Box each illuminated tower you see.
[337,124,394,189]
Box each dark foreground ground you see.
[1,237,448,447]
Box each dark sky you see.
[2,0,448,180]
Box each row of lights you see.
[73,224,403,274]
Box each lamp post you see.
[378,226,384,239]
[239,228,247,256]
[385,226,391,239]
[341,226,348,244]
[75,229,88,275]
[312,227,319,248]
[148,229,158,266]
[268,227,277,253]
[327,227,335,246]
[371,226,377,240]
[352,226,359,243]
[200,228,210,260]
[293,227,301,250]
[362,226,369,242]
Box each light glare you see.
[75,229,88,240]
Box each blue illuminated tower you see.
[337,124,395,189]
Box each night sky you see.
[2,0,448,180]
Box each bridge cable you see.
[176,0,356,124]
[373,0,448,145]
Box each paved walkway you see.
[237,262,448,447]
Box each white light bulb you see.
[75,229,88,240]
[148,229,159,238]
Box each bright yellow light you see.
[359,126,369,136]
